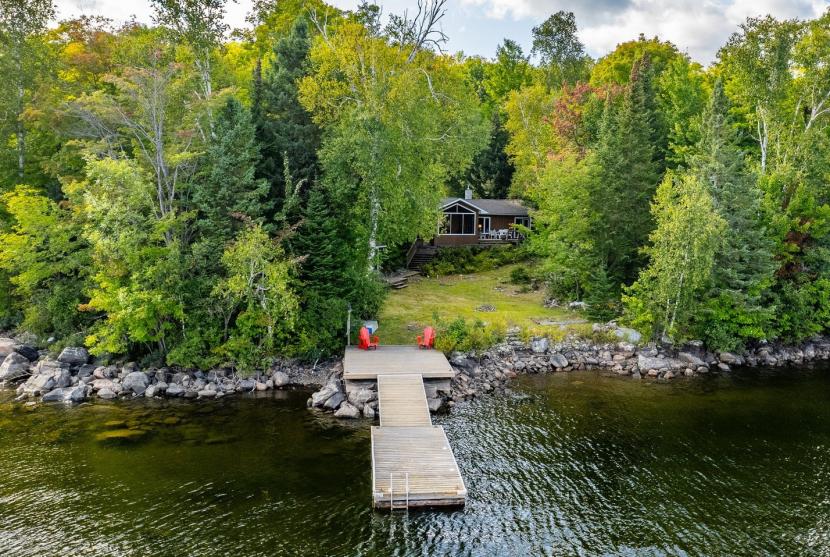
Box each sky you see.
[56,0,829,65]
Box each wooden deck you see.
[343,345,454,380]
[355,346,465,510]
[377,374,431,427]
[371,426,466,509]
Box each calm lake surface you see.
[1,367,828,557]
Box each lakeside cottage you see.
[434,188,531,247]
[405,189,531,270]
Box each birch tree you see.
[152,0,230,137]
[624,172,726,340]
[299,18,487,270]
[0,0,55,180]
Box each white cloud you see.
[54,0,828,64]
[459,0,826,63]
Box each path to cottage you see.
[343,346,466,509]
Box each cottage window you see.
[440,203,476,235]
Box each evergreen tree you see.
[172,97,269,368]
[451,111,514,198]
[291,185,385,357]
[594,54,661,286]
[192,97,270,258]
[253,16,320,218]
[690,80,775,349]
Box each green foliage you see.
[0,185,92,337]
[688,80,776,349]
[525,152,600,301]
[300,20,489,270]
[623,172,726,340]
[290,184,386,358]
[594,54,662,286]
[448,110,514,199]
[531,11,591,88]
[193,96,270,253]
[2,3,830,367]
[433,316,506,354]
[590,35,683,86]
[211,225,298,371]
[509,266,531,285]
[253,16,320,218]
[421,246,525,277]
[80,158,186,358]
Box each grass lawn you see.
[377,264,585,345]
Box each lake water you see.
[1,367,828,556]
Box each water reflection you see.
[0,368,828,556]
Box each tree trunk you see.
[368,183,380,272]
[14,50,25,180]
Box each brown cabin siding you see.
[434,233,479,247]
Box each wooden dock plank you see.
[343,345,454,380]
[371,426,466,509]
[377,374,431,427]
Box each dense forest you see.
[0,0,828,369]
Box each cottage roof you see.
[440,197,529,217]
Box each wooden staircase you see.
[385,270,420,289]
[408,246,438,270]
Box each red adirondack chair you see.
[358,326,379,350]
[417,326,435,349]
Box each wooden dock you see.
[377,374,432,427]
[344,345,454,380]
[371,426,466,509]
[355,347,465,510]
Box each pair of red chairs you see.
[357,326,435,350]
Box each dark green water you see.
[1,368,828,557]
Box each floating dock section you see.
[344,346,466,510]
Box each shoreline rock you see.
[4,329,830,415]
[306,329,830,420]
[0,340,336,406]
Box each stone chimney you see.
[464,187,473,200]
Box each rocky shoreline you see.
[0,337,335,406]
[306,327,830,419]
[3,329,830,418]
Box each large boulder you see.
[34,358,69,376]
[348,387,376,407]
[530,337,549,354]
[97,388,117,400]
[165,384,184,397]
[122,371,149,395]
[57,346,89,366]
[311,383,340,408]
[272,371,290,388]
[91,378,115,392]
[53,368,72,388]
[42,388,68,402]
[13,344,39,362]
[614,327,642,344]
[24,373,55,396]
[678,352,706,367]
[0,352,32,383]
[43,385,87,403]
[549,353,569,369]
[0,338,15,359]
[718,352,743,366]
[638,354,670,371]
[334,401,360,419]
[323,391,345,410]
